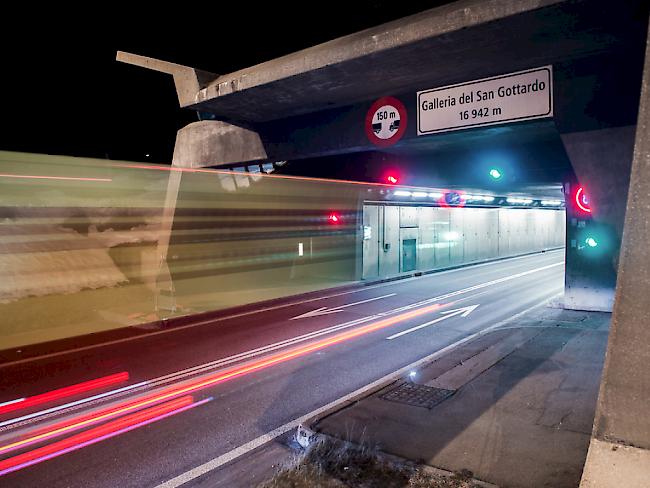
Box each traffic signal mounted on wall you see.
[489,168,503,180]
[386,174,399,184]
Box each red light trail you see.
[0,301,449,476]
[0,372,129,417]
[0,396,208,477]
[81,301,448,413]
[0,173,112,182]
[0,386,194,456]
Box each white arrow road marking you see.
[386,304,480,340]
[290,293,396,320]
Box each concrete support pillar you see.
[155,121,267,314]
[560,125,637,311]
[171,121,267,169]
[580,26,650,487]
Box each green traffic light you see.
[585,237,598,248]
[489,168,502,180]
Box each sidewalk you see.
[310,305,611,488]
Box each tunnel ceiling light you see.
[506,197,533,205]
[394,190,412,197]
[489,168,503,180]
[412,191,428,198]
[464,194,494,202]
[428,192,443,199]
[541,199,562,206]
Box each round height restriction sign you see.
[365,96,407,147]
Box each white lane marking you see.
[0,382,149,430]
[0,261,563,430]
[0,399,25,409]
[155,292,562,488]
[0,250,563,369]
[290,293,396,320]
[386,262,562,317]
[386,304,480,340]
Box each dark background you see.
[3,2,450,163]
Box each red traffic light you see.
[386,175,398,184]
[328,213,341,223]
[575,186,591,213]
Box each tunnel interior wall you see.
[362,205,564,280]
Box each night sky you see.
[4,2,447,163]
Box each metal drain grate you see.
[380,382,454,409]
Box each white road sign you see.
[417,66,553,135]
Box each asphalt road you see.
[0,250,564,488]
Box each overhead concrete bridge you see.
[122,0,650,483]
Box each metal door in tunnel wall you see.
[362,205,379,279]
[399,227,419,272]
[401,239,417,272]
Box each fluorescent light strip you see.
[506,197,533,205]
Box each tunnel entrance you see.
[361,202,565,281]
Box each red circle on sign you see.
[365,96,408,147]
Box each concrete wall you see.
[363,205,564,279]
[580,26,650,488]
